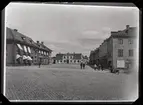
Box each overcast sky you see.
[5,3,139,57]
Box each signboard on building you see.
[117,60,125,68]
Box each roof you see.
[55,54,64,60]
[41,44,52,52]
[73,53,82,59]
[7,27,52,52]
[6,27,38,48]
[111,27,137,38]
[6,27,14,40]
[35,43,52,52]
[55,53,82,60]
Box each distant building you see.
[89,25,137,71]
[54,53,83,64]
[6,27,52,66]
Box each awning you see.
[28,47,31,53]
[27,56,32,60]
[23,55,27,60]
[16,54,21,59]
[17,44,23,50]
[23,46,27,52]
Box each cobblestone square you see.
[5,64,138,101]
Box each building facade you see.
[6,27,52,66]
[54,53,86,64]
[89,25,137,71]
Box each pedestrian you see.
[82,60,86,69]
[80,61,83,69]
[93,64,97,70]
[39,58,42,68]
[101,64,103,71]
[98,64,101,70]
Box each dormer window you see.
[30,40,32,43]
[22,37,26,40]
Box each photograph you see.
[4,2,139,102]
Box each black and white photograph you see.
[4,2,139,102]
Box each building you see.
[54,53,84,64]
[6,27,52,66]
[89,25,137,71]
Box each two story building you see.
[6,27,52,66]
[54,53,83,64]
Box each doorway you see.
[67,59,69,64]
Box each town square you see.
[5,2,139,101]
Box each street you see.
[5,64,138,101]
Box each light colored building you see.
[54,53,83,64]
[89,25,137,71]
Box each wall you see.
[6,43,14,65]
[112,37,137,69]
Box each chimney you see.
[37,41,39,43]
[14,29,18,31]
[126,25,130,30]
[41,41,44,45]
[126,25,130,34]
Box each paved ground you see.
[5,64,138,101]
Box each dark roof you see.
[6,27,14,40]
[41,44,52,52]
[73,53,82,59]
[55,53,82,60]
[6,27,38,48]
[35,43,52,52]
[7,27,52,51]
[55,54,64,60]
[111,27,137,38]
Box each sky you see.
[5,3,139,57]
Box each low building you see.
[55,53,83,64]
[89,25,137,71]
[6,27,52,66]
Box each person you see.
[82,60,86,69]
[101,64,103,71]
[93,64,98,70]
[39,58,42,68]
[80,61,83,69]
[98,64,101,70]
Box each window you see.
[118,39,123,44]
[118,49,123,57]
[22,37,26,40]
[128,39,133,44]
[129,49,133,57]
[70,60,72,62]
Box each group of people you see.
[93,64,104,71]
[80,60,86,69]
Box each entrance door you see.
[67,59,69,64]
